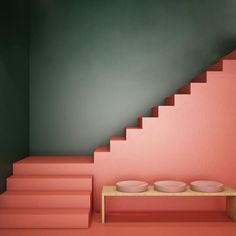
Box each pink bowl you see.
[116,180,148,193]
[190,180,224,193]
[154,180,187,193]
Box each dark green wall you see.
[30,0,236,155]
[0,0,29,191]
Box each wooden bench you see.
[101,185,236,223]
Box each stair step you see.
[110,136,127,150]
[176,84,191,94]
[164,96,175,105]
[0,208,90,228]
[126,127,142,130]
[95,146,110,152]
[13,156,94,175]
[7,175,93,191]
[110,136,126,141]
[192,73,207,83]
[15,156,94,164]
[0,191,91,209]
[158,105,176,118]
[204,71,224,82]
[223,50,236,59]
[138,117,143,128]
[192,52,236,81]
[125,127,142,140]
[222,59,236,73]
[138,117,159,130]
[151,106,159,117]
[208,61,223,71]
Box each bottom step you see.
[0,208,90,228]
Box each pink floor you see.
[1,212,236,236]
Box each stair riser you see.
[0,195,91,208]
[192,73,207,83]
[0,213,89,228]
[177,84,191,94]
[110,140,126,151]
[165,96,175,105]
[125,129,143,140]
[7,178,92,191]
[208,61,223,71]
[151,107,159,117]
[13,163,93,175]
[223,60,236,73]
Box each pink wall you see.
[84,59,236,212]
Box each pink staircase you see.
[0,169,93,228]
[1,50,236,228]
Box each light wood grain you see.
[101,185,236,223]
[103,186,236,197]
[102,193,105,223]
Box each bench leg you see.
[102,195,106,223]
[226,196,236,221]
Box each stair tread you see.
[0,208,90,214]
[9,175,92,179]
[16,156,93,164]
[223,50,236,59]
[95,146,110,152]
[126,127,142,129]
[111,136,126,141]
[223,58,236,61]
[2,190,91,196]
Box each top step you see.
[222,50,236,60]
[16,156,94,164]
[13,156,94,175]
[207,50,236,71]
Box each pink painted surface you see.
[191,180,224,193]
[1,213,236,236]
[1,51,236,228]
[1,172,93,228]
[11,53,236,214]
[154,180,187,193]
[116,180,148,193]
[0,191,91,209]
[93,57,236,212]
[15,156,94,163]
[7,175,92,191]
[0,209,90,228]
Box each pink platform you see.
[190,180,224,193]
[154,181,187,193]
[116,180,148,193]
[0,170,93,228]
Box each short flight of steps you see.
[0,157,93,228]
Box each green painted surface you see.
[30,0,236,155]
[0,0,29,192]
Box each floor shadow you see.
[106,211,231,223]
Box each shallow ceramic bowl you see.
[190,180,224,193]
[154,180,187,193]
[116,180,148,193]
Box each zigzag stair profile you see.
[1,50,236,228]
[0,172,93,228]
